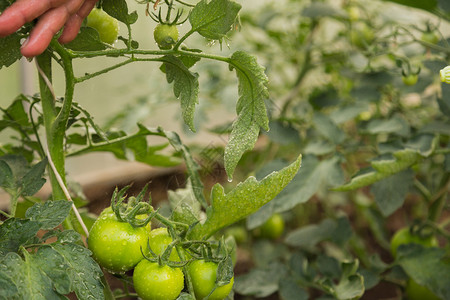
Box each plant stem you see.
[36,52,66,202]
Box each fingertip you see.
[20,33,51,57]
[58,15,82,44]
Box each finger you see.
[0,0,67,36]
[59,0,98,44]
[20,0,84,57]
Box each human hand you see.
[0,0,98,57]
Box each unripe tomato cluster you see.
[88,207,234,300]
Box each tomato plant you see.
[87,207,150,273]
[189,259,235,300]
[133,259,184,300]
[86,8,119,45]
[0,0,450,299]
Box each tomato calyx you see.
[110,185,155,227]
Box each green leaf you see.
[397,244,450,300]
[0,33,21,69]
[159,128,207,209]
[25,200,72,230]
[0,160,13,189]
[263,121,300,145]
[102,0,137,25]
[279,277,309,300]
[371,169,414,217]
[248,156,343,228]
[364,116,410,137]
[63,27,107,51]
[0,269,18,299]
[21,157,47,196]
[284,217,352,249]
[437,84,450,115]
[302,2,345,18]
[313,113,346,144]
[68,125,180,167]
[0,218,40,255]
[161,55,199,131]
[188,155,301,240]
[189,0,241,41]
[216,256,234,286]
[382,0,438,12]
[169,181,202,225]
[334,149,421,191]
[0,252,64,300]
[234,262,288,298]
[48,243,104,300]
[176,293,196,300]
[333,274,365,300]
[33,247,72,295]
[225,51,270,178]
[0,95,31,132]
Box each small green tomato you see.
[133,260,184,300]
[188,260,234,300]
[421,31,439,45]
[390,227,438,258]
[402,74,418,86]
[86,8,119,45]
[405,279,441,300]
[88,207,150,273]
[257,213,285,240]
[148,227,180,261]
[153,24,179,49]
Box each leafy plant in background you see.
[204,0,449,299]
[1,0,450,299]
[0,0,302,299]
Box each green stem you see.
[7,190,19,217]
[0,208,12,218]
[429,173,450,222]
[36,52,66,202]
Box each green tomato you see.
[188,260,234,300]
[133,260,184,300]
[153,24,179,49]
[88,207,149,273]
[224,226,249,244]
[258,213,285,239]
[390,227,438,258]
[402,74,419,86]
[349,23,374,48]
[86,8,119,45]
[346,6,360,22]
[148,227,180,261]
[405,279,441,300]
[421,31,439,45]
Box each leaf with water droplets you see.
[188,155,301,240]
[26,200,72,230]
[189,0,241,41]
[49,243,104,300]
[225,51,270,179]
[0,218,40,256]
[0,251,66,300]
[161,55,199,132]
